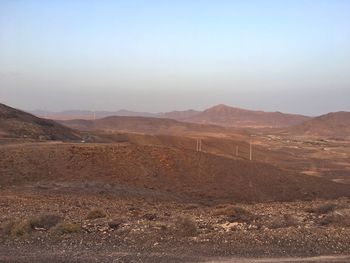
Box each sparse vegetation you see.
[268,214,300,229]
[306,203,337,215]
[1,101,350,260]
[142,213,157,221]
[283,214,299,227]
[29,214,62,230]
[174,216,198,237]
[214,205,257,223]
[108,219,124,230]
[319,209,350,227]
[54,222,81,234]
[87,208,107,219]
[11,220,32,237]
[1,214,62,237]
[1,220,31,237]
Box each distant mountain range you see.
[60,115,238,136]
[2,103,350,140]
[31,104,310,128]
[180,104,310,127]
[30,109,156,120]
[286,111,350,140]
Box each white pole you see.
[249,140,252,161]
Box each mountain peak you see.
[208,104,234,110]
[185,104,310,128]
[204,104,246,114]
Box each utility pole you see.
[196,138,202,152]
[249,140,252,161]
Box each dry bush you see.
[174,216,198,237]
[306,203,337,215]
[54,222,81,234]
[283,214,299,227]
[87,208,107,219]
[214,205,256,223]
[108,220,123,230]
[30,214,62,230]
[268,214,299,229]
[142,213,157,221]
[319,209,350,227]
[1,214,62,238]
[11,220,32,237]
[108,220,122,229]
[1,220,32,237]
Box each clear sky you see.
[1,0,350,115]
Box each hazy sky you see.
[1,0,350,115]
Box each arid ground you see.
[1,103,350,262]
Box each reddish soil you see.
[1,142,349,203]
[1,103,350,262]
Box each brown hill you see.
[183,104,310,128]
[0,103,81,140]
[287,111,350,139]
[1,142,349,202]
[60,115,242,136]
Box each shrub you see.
[174,216,198,237]
[108,219,124,230]
[268,214,299,229]
[306,203,337,215]
[87,208,107,219]
[1,220,32,237]
[11,220,32,237]
[283,214,299,227]
[142,213,157,221]
[319,209,350,227]
[30,214,62,230]
[214,205,256,223]
[54,222,81,234]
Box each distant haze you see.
[1,0,350,116]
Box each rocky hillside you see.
[287,111,350,139]
[183,104,310,128]
[0,103,81,140]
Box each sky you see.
[0,0,350,116]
